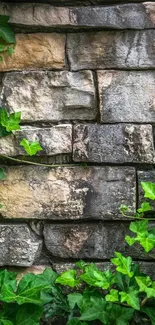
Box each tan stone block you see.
[0,33,65,71]
[0,166,136,220]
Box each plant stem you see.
[141,297,149,307]
[0,155,80,168]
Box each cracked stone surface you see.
[98,70,155,123]
[73,124,154,164]
[1,71,96,122]
[44,222,155,260]
[67,30,155,70]
[0,33,65,71]
[0,3,155,29]
[0,224,42,266]
[0,125,72,156]
[0,166,135,220]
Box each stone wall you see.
[0,0,155,276]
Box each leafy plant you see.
[42,182,155,325]
[20,139,43,156]
[0,15,16,61]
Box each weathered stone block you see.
[0,3,155,30]
[0,224,42,266]
[67,30,155,70]
[0,125,72,156]
[53,262,155,279]
[1,71,96,122]
[73,124,154,164]
[98,70,155,123]
[138,170,155,210]
[0,166,136,220]
[44,222,155,260]
[0,33,65,71]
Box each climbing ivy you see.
[0,15,16,61]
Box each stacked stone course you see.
[0,0,155,276]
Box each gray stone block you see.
[0,166,136,220]
[0,224,42,266]
[67,30,155,70]
[73,124,154,164]
[0,3,155,30]
[44,222,155,260]
[1,71,96,122]
[98,70,155,123]
[0,125,72,156]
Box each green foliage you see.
[111,252,134,278]
[0,268,60,325]
[0,109,21,134]
[0,15,16,61]
[56,270,80,288]
[20,139,43,156]
[141,182,155,200]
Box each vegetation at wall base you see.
[0,182,153,324]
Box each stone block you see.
[0,33,65,71]
[98,70,155,123]
[0,3,155,30]
[0,125,72,156]
[0,224,42,266]
[0,166,136,220]
[44,222,155,260]
[1,71,96,122]
[67,30,155,70]
[73,124,154,164]
[53,262,155,279]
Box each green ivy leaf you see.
[107,304,134,325]
[141,182,155,200]
[67,320,88,325]
[137,202,152,213]
[56,270,80,288]
[0,168,6,180]
[1,321,14,325]
[15,304,43,325]
[20,139,43,156]
[80,264,113,289]
[111,252,134,278]
[142,307,155,324]
[67,293,83,309]
[80,298,108,323]
[129,220,148,235]
[0,15,16,44]
[75,261,88,270]
[135,276,152,293]
[119,287,140,310]
[16,271,53,305]
[126,220,155,253]
[0,109,21,132]
[105,289,119,302]
[120,205,130,215]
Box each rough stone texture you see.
[1,0,152,3]
[1,71,96,122]
[98,70,155,123]
[0,3,155,30]
[0,166,136,220]
[0,125,72,156]
[0,224,42,266]
[138,170,155,210]
[73,124,154,164]
[0,33,65,71]
[44,222,155,260]
[53,262,155,279]
[67,30,155,70]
